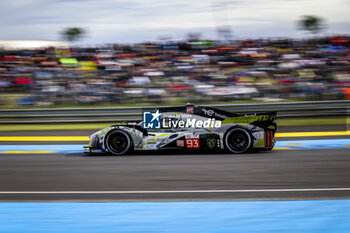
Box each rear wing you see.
[195,105,276,129]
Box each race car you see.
[83,104,277,155]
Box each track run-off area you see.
[0,125,350,232]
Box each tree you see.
[61,27,85,42]
[298,15,324,35]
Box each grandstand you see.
[0,40,68,50]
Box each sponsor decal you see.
[91,149,103,153]
[144,144,157,150]
[143,110,161,129]
[206,138,216,149]
[186,106,194,114]
[84,148,103,153]
[202,109,227,119]
[146,141,157,144]
[185,138,200,148]
[185,133,199,138]
[223,115,274,124]
[176,140,184,147]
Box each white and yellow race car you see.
[84,104,277,155]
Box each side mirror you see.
[142,129,148,136]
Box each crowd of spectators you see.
[0,36,349,107]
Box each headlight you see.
[90,134,99,147]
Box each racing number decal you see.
[185,138,200,149]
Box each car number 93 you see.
[185,138,200,148]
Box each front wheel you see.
[105,130,132,155]
[224,127,252,154]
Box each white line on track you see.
[1,188,350,194]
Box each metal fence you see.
[0,100,348,124]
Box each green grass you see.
[0,118,348,131]
[276,117,349,127]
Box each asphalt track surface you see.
[0,124,349,201]
[0,148,350,201]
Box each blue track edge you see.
[0,200,350,233]
[1,139,350,153]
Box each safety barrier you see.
[0,100,348,124]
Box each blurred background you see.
[1,2,350,231]
[0,0,349,108]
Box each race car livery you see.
[84,104,277,155]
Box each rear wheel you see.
[105,130,132,155]
[224,127,252,154]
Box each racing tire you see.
[105,130,132,155]
[224,127,252,154]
